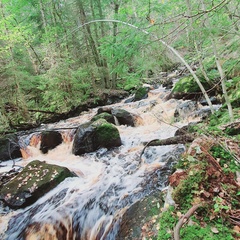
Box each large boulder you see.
[0,160,75,209]
[40,131,63,154]
[72,119,122,155]
[111,109,142,127]
[116,192,163,240]
[0,134,22,161]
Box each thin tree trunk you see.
[96,0,111,88]
[111,1,120,88]
[200,0,234,122]
[72,19,215,113]
[39,0,47,33]
[185,0,211,84]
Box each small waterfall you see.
[113,116,120,126]
[0,86,201,239]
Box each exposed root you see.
[173,204,202,240]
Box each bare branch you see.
[174,204,202,240]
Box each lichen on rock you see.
[0,160,75,209]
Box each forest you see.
[0,0,239,132]
[0,0,240,239]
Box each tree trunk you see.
[111,1,120,89]
[200,0,234,122]
[39,0,47,33]
[185,0,211,84]
[72,19,215,113]
[76,0,110,88]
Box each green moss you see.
[157,206,178,240]
[157,206,234,240]
[134,87,148,101]
[180,223,234,240]
[172,76,211,93]
[210,145,240,174]
[95,122,120,141]
[172,164,205,209]
[91,112,113,123]
[91,119,121,148]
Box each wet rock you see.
[172,76,211,94]
[91,112,115,124]
[174,122,198,136]
[40,131,63,154]
[0,160,75,209]
[133,87,149,102]
[199,96,221,106]
[174,100,199,120]
[116,192,163,240]
[97,106,113,115]
[0,168,20,188]
[0,134,22,161]
[72,119,122,155]
[219,120,240,136]
[111,109,142,127]
[193,108,213,120]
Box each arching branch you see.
[68,19,214,113]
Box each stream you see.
[0,85,208,239]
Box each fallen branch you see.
[174,204,202,240]
[140,134,195,160]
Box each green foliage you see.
[210,145,239,174]
[172,164,205,209]
[121,74,141,91]
[157,206,178,240]
[175,155,198,170]
[180,222,234,240]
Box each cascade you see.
[0,86,204,239]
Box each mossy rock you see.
[91,112,115,124]
[116,192,163,239]
[93,119,121,144]
[133,87,149,101]
[72,119,121,155]
[124,84,136,92]
[172,76,211,94]
[0,160,75,209]
[229,77,240,108]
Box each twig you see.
[174,204,202,240]
[139,139,159,161]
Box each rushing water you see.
[0,86,202,239]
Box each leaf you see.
[211,227,219,234]
[195,146,202,154]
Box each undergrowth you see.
[157,106,240,240]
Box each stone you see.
[133,87,149,101]
[174,100,199,120]
[111,109,141,127]
[0,160,75,209]
[72,119,122,155]
[116,192,163,240]
[40,131,63,154]
[97,106,113,115]
[0,134,22,161]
